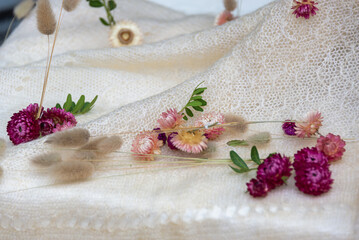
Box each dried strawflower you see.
[293,147,329,170]
[316,133,346,162]
[246,132,271,145]
[257,153,292,188]
[42,107,77,132]
[215,10,235,26]
[45,128,90,147]
[7,107,40,145]
[246,178,271,198]
[295,165,333,196]
[51,160,95,182]
[223,0,237,12]
[291,0,318,19]
[154,128,167,145]
[295,111,323,138]
[224,114,248,134]
[194,112,226,140]
[167,132,178,150]
[131,133,162,161]
[14,0,35,19]
[157,108,184,130]
[39,118,54,136]
[32,152,62,166]
[63,0,81,12]
[36,0,56,35]
[282,120,297,136]
[171,131,208,154]
[109,21,143,47]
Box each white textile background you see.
[0,0,358,239]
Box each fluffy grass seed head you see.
[50,160,95,182]
[36,0,56,35]
[14,0,35,19]
[63,0,81,12]
[32,152,62,166]
[45,128,90,147]
[223,0,237,11]
[224,114,248,134]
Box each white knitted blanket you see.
[0,0,358,239]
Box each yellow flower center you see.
[177,131,204,145]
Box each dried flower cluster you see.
[282,111,323,138]
[7,103,77,145]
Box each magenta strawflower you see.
[246,178,271,198]
[194,112,226,140]
[38,118,54,136]
[7,104,41,145]
[154,128,167,145]
[157,108,184,129]
[167,132,178,150]
[295,165,333,196]
[293,147,329,170]
[257,153,292,188]
[42,107,77,132]
[291,0,318,19]
[282,120,297,136]
[316,133,346,162]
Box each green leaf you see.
[193,87,207,95]
[227,140,249,147]
[55,103,62,109]
[250,146,261,165]
[192,106,204,112]
[108,0,117,10]
[197,99,207,106]
[81,95,98,113]
[72,95,86,114]
[185,107,193,117]
[89,0,103,7]
[69,102,76,112]
[191,96,202,100]
[183,115,188,121]
[99,17,110,26]
[63,94,73,112]
[230,150,249,170]
[229,165,250,173]
[187,101,203,107]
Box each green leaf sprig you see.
[86,0,117,27]
[180,82,207,121]
[56,94,98,115]
[229,146,261,173]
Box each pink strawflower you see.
[257,153,292,188]
[215,10,235,26]
[131,133,162,161]
[42,107,77,132]
[194,112,225,140]
[295,165,333,196]
[316,133,346,162]
[282,120,297,136]
[171,131,208,154]
[246,178,271,198]
[295,111,323,138]
[157,108,184,129]
[291,0,318,19]
[293,147,329,170]
[7,104,41,145]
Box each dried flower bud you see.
[36,0,56,35]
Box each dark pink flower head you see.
[282,120,297,136]
[316,133,346,162]
[157,108,183,129]
[7,106,41,145]
[295,165,333,196]
[257,153,292,188]
[25,103,42,117]
[38,118,54,136]
[154,128,167,145]
[291,0,318,19]
[294,147,329,170]
[167,132,179,150]
[42,107,77,132]
[246,178,271,198]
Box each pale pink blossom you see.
[157,108,184,129]
[215,10,235,26]
[316,133,346,162]
[131,133,162,161]
[194,112,225,140]
[295,111,323,138]
[171,131,208,154]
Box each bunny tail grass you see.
[0,138,6,158]
[96,136,122,155]
[45,128,90,147]
[225,114,248,133]
[50,160,95,182]
[63,0,81,12]
[36,0,56,35]
[223,0,237,11]
[246,132,272,146]
[32,152,62,166]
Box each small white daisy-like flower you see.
[109,20,143,47]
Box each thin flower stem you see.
[36,0,65,119]
[102,0,115,26]
[4,17,15,41]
